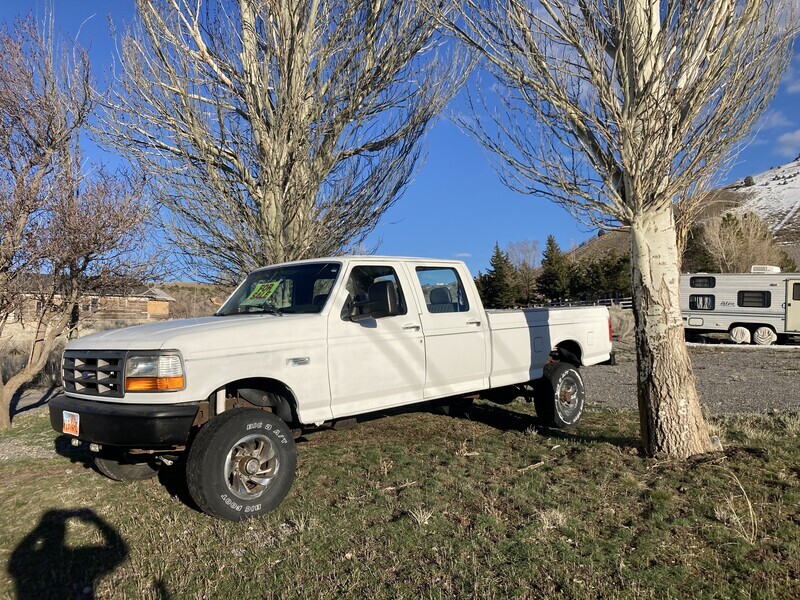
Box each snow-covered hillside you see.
[730,158,800,247]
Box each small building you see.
[8,279,176,326]
[76,286,177,322]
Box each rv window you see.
[689,295,715,311]
[690,276,716,288]
[794,283,800,301]
[737,291,771,308]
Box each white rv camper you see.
[680,267,800,345]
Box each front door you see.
[412,264,488,398]
[786,280,800,332]
[327,264,425,417]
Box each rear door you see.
[786,280,800,332]
[411,263,489,398]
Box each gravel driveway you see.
[584,343,800,414]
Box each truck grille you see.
[62,350,126,398]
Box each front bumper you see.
[49,393,199,448]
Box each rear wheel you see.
[94,450,158,481]
[186,408,296,521]
[753,326,777,346]
[534,362,585,428]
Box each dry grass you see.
[608,306,634,342]
[2,405,800,598]
[713,469,759,545]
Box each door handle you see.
[466,319,482,326]
[402,323,421,331]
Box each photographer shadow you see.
[8,508,128,600]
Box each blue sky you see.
[2,2,799,276]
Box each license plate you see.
[63,411,80,436]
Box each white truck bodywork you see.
[63,257,611,423]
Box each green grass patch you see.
[2,405,800,598]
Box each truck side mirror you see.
[348,281,400,321]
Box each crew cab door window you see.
[417,267,469,313]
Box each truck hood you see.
[66,315,325,357]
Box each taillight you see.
[608,317,613,341]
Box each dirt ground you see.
[584,343,800,415]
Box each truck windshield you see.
[215,262,341,316]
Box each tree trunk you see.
[630,206,718,458]
[0,386,12,431]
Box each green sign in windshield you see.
[240,281,281,306]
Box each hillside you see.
[570,158,800,269]
[728,158,800,264]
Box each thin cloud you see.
[455,252,472,258]
[782,56,800,94]
[759,109,794,131]
[775,129,800,157]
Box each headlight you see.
[125,353,185,392]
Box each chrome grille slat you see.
[63,350,126,398]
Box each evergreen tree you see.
[473,270,489,305]
[538,236,570,301]
[483,243,519,308]
[567,253,632,301]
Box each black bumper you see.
[49,393,199,448]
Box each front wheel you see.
[729,326,751,344]
[534,362,585,428]
[186,408,296,521]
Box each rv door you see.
[786,280,800,333]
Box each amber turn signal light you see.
[125,376,185,392]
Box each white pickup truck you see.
[49,256,612,520]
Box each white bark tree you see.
[100,0,468,284]
[448,1,796,457]
[0,17,155,430]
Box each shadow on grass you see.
[157,457,202,514]
[9,383,60,422]
[465,402,641,450]
[54,434,95,472]
[8,508,128,600]
[53,435,202,515]
[305,401,641,451]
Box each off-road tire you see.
[534,362,585,428]
[186,408,296,521]
[94,451,159,481]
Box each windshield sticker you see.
[241,281,281,306]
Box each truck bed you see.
[486,306,611,388]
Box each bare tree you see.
[703,212,792,273]
[448,1,795,457]
[506,239,539,305]
[0,16,155,430]
[99,0,468,284]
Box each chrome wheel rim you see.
[557,376,579,416]
[224,434,280,500]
